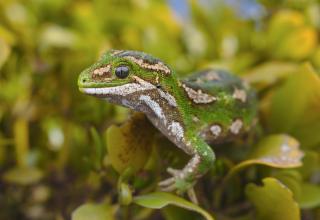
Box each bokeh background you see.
[1,0,320,220]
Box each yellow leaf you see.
[268,64,320,148]
[72,202,115,220]
[246,177,300,220]
[0,38,10,69]
[106,113,155,174]
[224,134,304,182]
[3,166,43,185]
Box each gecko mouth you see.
[80,83,154,96]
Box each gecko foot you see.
[158,167,196,194]
[158,167,199,203]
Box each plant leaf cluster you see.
[1,0,320,219]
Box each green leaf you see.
[272,170,302,201]
[72,202,115,220]
[0,38,10,69]
[298,183,320,209]
[119,182,132,206]
[3,166,43,185]
[90,127,105,169]
[161,206,201,220]
[268,64,320,148]
[225,134,304,181]
[297,150,319,179]
[245,177,300,220]
[106,113,155,174]
[134,192,214,220]
[14,118,29,167]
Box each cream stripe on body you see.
[182,84,217,104]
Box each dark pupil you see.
[115,66,129,79]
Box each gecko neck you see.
[140,73,197,154]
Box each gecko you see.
[78,50,257,194]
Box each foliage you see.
[1,0,320,219]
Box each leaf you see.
[298,183,320,209]
[268,10,317,60]
[0,38,10,69]
[119,182,132,206]
[133,192,214,220]
[272,170,302,201]
[72,202,115,220]
[276,27,317,60]
[249,134,304,168]
[225,134,304,181]
[14,118,29,167]
[268,64,320,148]
[90,127,105,169]
[106,113,155,174]
[161,206,201,220]
[245,177,300,220]
[40,24,78,49]
[297,150,319,179]
[0,25,16,45]
[3,166,43,185]
[244,61,298,90]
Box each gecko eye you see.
[115,66,129,79]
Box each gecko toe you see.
[160,184,176,192]
[187,188,199,204]
[167,167,181,176]
[158,177,175,187]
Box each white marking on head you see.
[230,119,243,134]
[139,95,167,123]
[210,125,222,137]
[93,65,111,76]
[124,56,171,75]
[111,50,123,56]
[232,88,247,102]
[168,121,184,142]
[182,84,217,104]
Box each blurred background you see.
[1,0,320,219]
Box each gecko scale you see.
[78,50,257,194]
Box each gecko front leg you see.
[159,136,215,194]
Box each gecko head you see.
[78,49,175,107]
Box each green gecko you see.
[78,50,257,194]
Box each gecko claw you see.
[187,188,199,204]
[161,184,177,192]
[167,167,181,176]
[158,177,175,187]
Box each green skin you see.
[78,50,257,194]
